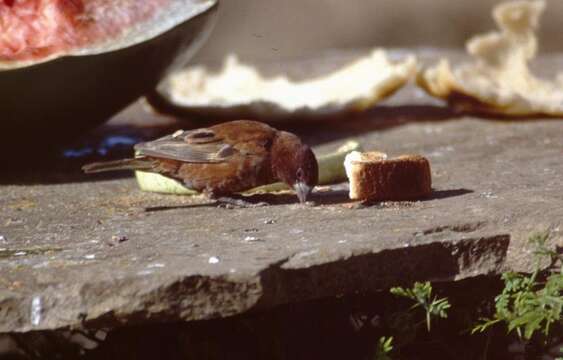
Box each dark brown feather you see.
[82,158,154,173]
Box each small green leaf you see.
[374,336,394,360]
[390,282,450,333]
[472,231,562,341]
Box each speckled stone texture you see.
[1,50,562,334]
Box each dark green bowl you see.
[0,0,218,155]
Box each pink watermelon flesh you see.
[1,0,166,61]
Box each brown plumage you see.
[82,120,319,203]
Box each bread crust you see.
[345,152,431,201]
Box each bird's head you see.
[271,131,319,203]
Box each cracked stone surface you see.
[1,51,563,334]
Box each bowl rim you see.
[0,0,218,71]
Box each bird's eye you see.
[296,167,304,180]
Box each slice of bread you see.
[344,151,432,201]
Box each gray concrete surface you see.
[1,116,562,333]
[0,49,562,334]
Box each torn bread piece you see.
[344,151,431,201]
[417,0,563,116]
[155,49,417,119]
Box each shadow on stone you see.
[256,234,510,308]
[427,188,474,200]
[352,188,474,208]
[143,189,351,211]
[2,275,511,360]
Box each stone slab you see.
[1,117,562,333]
[1,51,563,333]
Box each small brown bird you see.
[82,120,318,204]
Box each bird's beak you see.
[294,182,313,204]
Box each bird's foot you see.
[214,195,269,208]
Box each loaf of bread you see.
[344,151,432,201]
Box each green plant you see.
[528,231,563,270]
[374,336,394,360]
[374,232,561,359]
[472,231,562,340]
[390,281,451,332]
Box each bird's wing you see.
[134,128,236,163]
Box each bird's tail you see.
[82,158,154,173]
